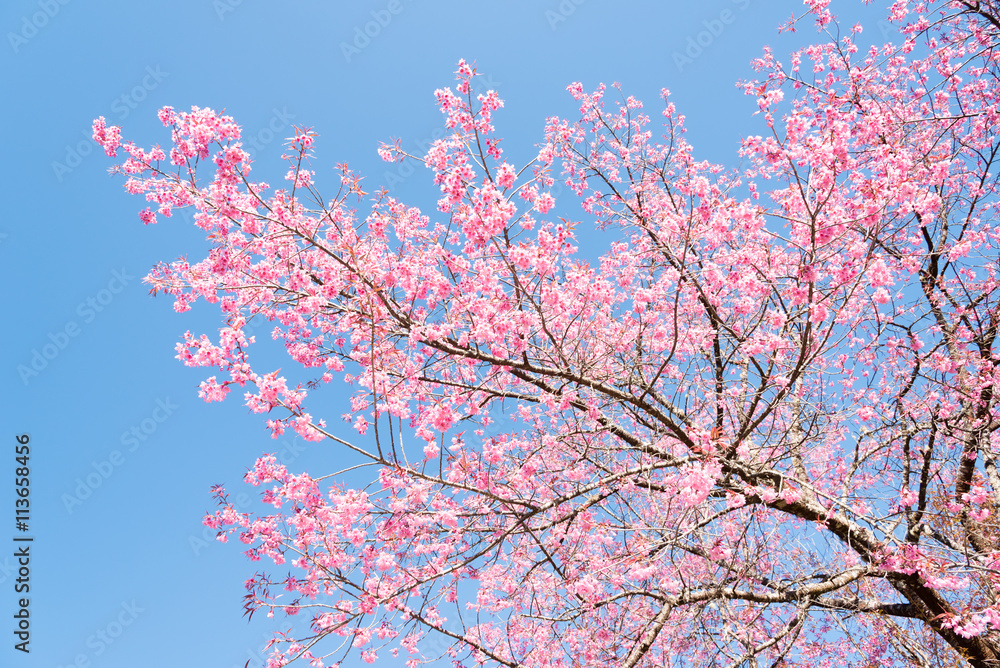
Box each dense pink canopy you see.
[98,2,1000,666]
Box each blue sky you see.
[1,1,896,667]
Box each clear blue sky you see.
[1,1,894,666]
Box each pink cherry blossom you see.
[97,3,1000,665]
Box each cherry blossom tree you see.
[96,1,1000,666]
